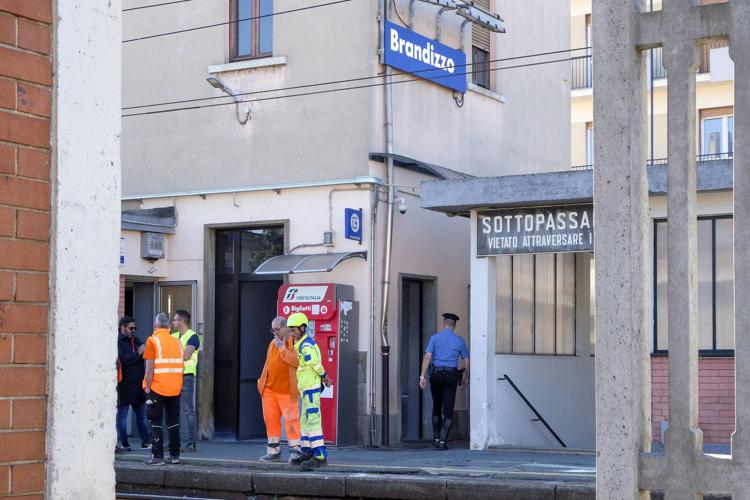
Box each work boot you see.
[259,452,281,462]
[301,456,327,468]
[144,455,165,466]
[288,447,304,465]
[290,450,313,465]
[432,416,441,448]
[438,418,453,451]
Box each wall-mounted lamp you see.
[206,76,251,125]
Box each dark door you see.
[214,227,284,440]
[238,281,279,439]
[400,279,424,441]
[132,282,155,344]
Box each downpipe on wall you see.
[378,0,395,448]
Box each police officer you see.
[419,313,469,450]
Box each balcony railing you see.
[650,47,668,79]
[571,56,592,89]
[573,38,729,91]
[572,153,734,171]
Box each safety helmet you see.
[287,312,309,328]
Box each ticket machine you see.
[277,283,359,446]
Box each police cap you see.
[442,312,460,322]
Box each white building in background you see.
[120,0,570,447]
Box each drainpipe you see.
[379,0,395,448]
[369,187,378,447]
[435,7,450,42]
[459,19,471,52]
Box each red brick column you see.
[119,275,126,319]
[652,356,736,444]
[0,1,53,497]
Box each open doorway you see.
[213,226,285,440]
[399,275,437,443]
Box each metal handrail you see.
[498,374,567,448]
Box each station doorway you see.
[213,226,285,440]
[399,276,437,442]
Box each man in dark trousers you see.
[419,313,470,450]
[116,316,151,452]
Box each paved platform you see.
[115,440,596,499]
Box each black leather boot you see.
[438,418,453,450]
[432,416,441,448]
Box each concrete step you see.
[115,461,595,499]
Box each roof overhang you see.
[254,251,368,275]
[121,206,177,234]
[421,160,734,215]
[370,152,475,180]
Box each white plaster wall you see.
[380,167,471,431]
[121,0,377,196]
[134,185,374,336]
[121,230,169,278]
[491,0,571,173]
[47,0,121,498]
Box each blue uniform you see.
[425,328,469,368]
[425,327,468,448]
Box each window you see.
[700,107,734,160]
[240,227,284,273]
[585,122,594,167]
[230,0,273,60]
[495,254,576,355]
[471,0,491,90]
[472,47,490,89]
[654,216,734,354]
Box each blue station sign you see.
[384,21,467,93]
[344,208,363,243]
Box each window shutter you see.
[472,0,491,52]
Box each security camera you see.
[397,198,408,215]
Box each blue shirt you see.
[425,328,469,368]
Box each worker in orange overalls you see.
[257,316,303,463]
[142,312,184,466]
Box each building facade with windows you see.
[120,0,570,447]
[571,0,736,445]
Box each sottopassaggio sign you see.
[477,205,594,256]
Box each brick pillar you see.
[119,276,126,319]
[0,2,53,497]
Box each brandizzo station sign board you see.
[477,205,594,256]
[383,21,467,93]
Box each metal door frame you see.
[156,280,198,324]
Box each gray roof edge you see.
[121,222,176,234]
[421,161,733,213]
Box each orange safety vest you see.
[144,330,184,397]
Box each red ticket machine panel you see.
[278,284,339,444]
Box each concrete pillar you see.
[46,0,121,498]
[730,3,750,498]
[661,30,703,500]
[469,211,493,449]
[592,1,651,498]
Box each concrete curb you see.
[115,462,595,499]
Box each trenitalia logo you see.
[283,286,328,303]
[383,21,467,93]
